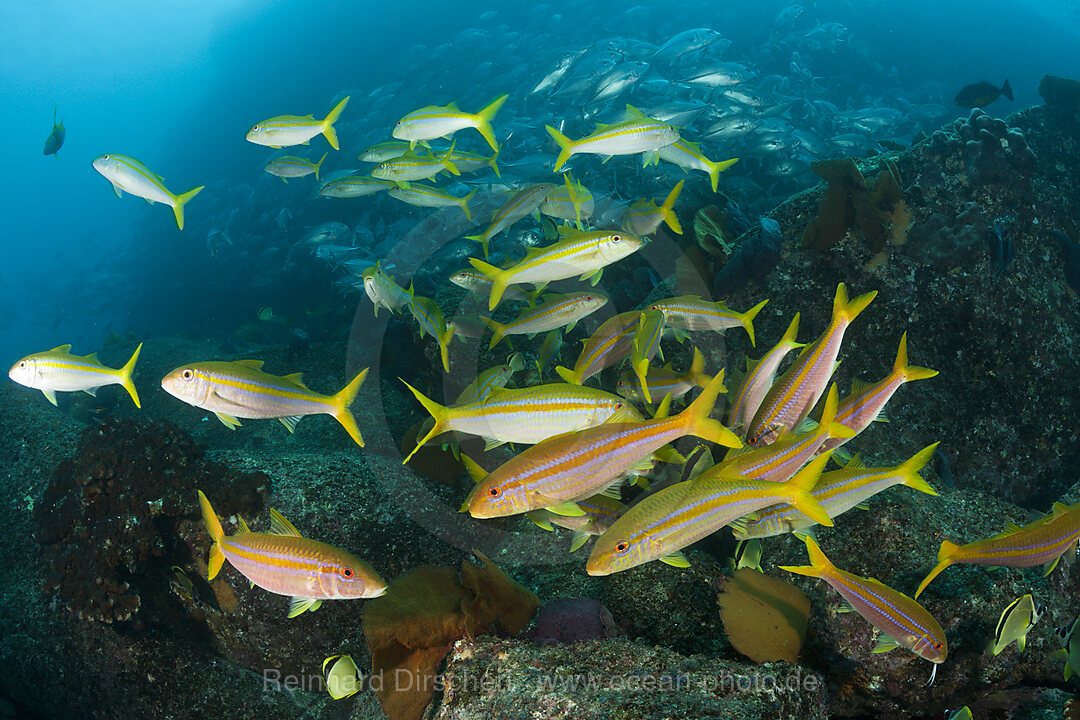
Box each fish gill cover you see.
[3,1,1080,719]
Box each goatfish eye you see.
[251,125,260,132]
[932,642,943,650]
[340,566,354,579]
[181,369,194,381]
[611,234,622,243]
[614,541,630,555]
[487,486,502,498]
[19,361,26,368]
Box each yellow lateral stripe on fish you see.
[545,107,680,172]
[747,283,876,446]
[465,369,740,519]
[465,183,557,258]
[92,153,204,230]
[819,332,939,454]
[246,96,349,150]
[161,361,368,446]
[197,491,386,617]
[734,443,939,539]
[470,229,644,310]
[707,384,854,483]
[485,292,608,349]
[728,314,804,436]
[9,343,143,408]
[320,175,395,198]
[648,296,768,346]
[780,535,948,667]
[388,183,476,222]
[915,500,1080,598]
[392,95,508,151]
[587,451,834,575]
[556,311,641,385]
[401,381,640,463]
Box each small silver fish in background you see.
[987,594,1045,655]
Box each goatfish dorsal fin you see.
[269,508,303,537]
[50,344,73,353]
[282,372,309,389]
[237,516,251,534]
[235,359,265,369]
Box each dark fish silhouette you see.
[955,80,1013,108]
[43,104,65,157]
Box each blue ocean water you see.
[2,0,1077,364]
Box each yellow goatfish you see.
[727,314,805,436]
[587,452,834,575]
[465,370,740,519]
[557,311,641,386]
[658,140,739,192]
[648,296,768,346]
[780,535,947,685]
[617,346,709,404]
[198,491,386,618]
[401,381,640,462]
[264,153,327,182]
[92,154,204,230]
[915,501,1080,598]
[470,228,645,310]
[747,283,876,446]
[546,105,680,172]
[393,95,508,151]
[465,183,557,259]
[630,309,666,403]
[362,262,413,317]
[388,183,476,222]
[161,360,368,446]
[622,181,684,236]
[9,343,142,408]
[484,292,608,349]
[246,96,350,150]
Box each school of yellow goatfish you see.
[11,92,1080,693]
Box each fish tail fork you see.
[331,367,368,446]
[171,185,204,231]
[197,490,226,580]
[778,534,834,578]
[474,94,508,152]
[914,540,959,598]
[119,342,143,408]
[321,96,350,150]
[683,369,741,448]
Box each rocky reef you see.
[3,98,1080,719]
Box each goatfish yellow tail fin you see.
[546,125,576,173]
[914,540,961,598]
[820,383,856,440]
[401,380,450,463]
[331,368,368,446]
[468,257,509,310]
[778,533,836,579]
[707,157,739,193]
[171,185,204,231]
[197,490,226,580]
[321,96,350,151]
[474,94,508,152]
[740,299,769,347]
[484,316,508,350]
[893,331,939,382]
[783,451,835,527]
[900,442,940,495]
[680,369,741,448]
[313,152,328,180]
[660,180,684,235]
[119,342,143,408]
[555,365,582,385]
[459,189,477,223]
[834,283,878,325]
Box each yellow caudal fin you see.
[118,342,143,408]
[893,331,939,382]
[819,384,856,440]
[484,316,508,350]
[660,180,684,235]
[464,231,493,259]
[487,147,501,178]
[313,152,328,180]
[680,369,741,448]
[914,540,960,598]
[321,95,350,150]
[740,299,769,347]
[899,442,940,495]
[780,312,803,348]
[473,94,508,152]
[688,347,709,388]
[459,189,477,223]
[555,365,582,385]
[832,282,878,325]
[784,451,834,527]
[440,140,460,176]
[779,533,835,578]
[331,367,368,446]
[171,185,204,231]
[459,454,488,483]
[437,325,453,373]
[706,157,740,193]
[197,490,226,580]
[401,380,451,463]
[546,125,576,172]
[468,257,508,310]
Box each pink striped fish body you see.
[709,384,853,483]
[747,283,876,447]
[465,370,740,518]
[648,296,768,346]
[781,535,947,667]
[556,311,640,385]
[198,491,386,618]
[915,502,1080,598]
[727,314,804,436]
[819,332,938,454]
[586,452,834,575]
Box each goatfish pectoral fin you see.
[331,367,368,446]
[871,634,900,653]
[42,388,58,406]
[539,498,586,517]
[914,540,960,598]
[401,379,451,463]
[320,96,350,151]
[170,185,204,231]
[555,365,582,385]
[660,550,691,567]
[215,412,242,429]
[680,369,742,449]
[197,490,226,580]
